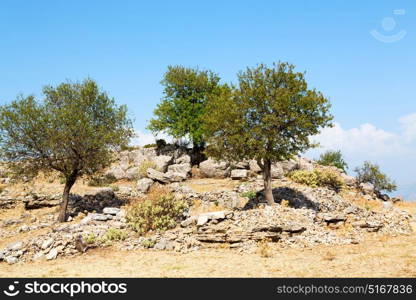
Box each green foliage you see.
[0,79,133,180]
[104,228,128,241]
[138,160,158,178]
[87,173,117,187]
[0,79,133,221]
[203,62,333,204]
[141,238,156,248]
[147,66,222,148]
[317,150,348,172]
[240,190,257,199]
[126,188,187,234]
[83,233,97,245]
[354,161,397,193]
[204,62,333,164]
[288,169,345,191]
[143,144,157,148]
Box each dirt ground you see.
[1,234,416,278]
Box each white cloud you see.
[311,122,410,157]
[399,113,416,143]
[130,130,172,146]
[307,113,416,192]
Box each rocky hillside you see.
[0,143,415,265]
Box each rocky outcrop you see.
[199,159,230,178]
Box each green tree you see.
[317,150,348,172]
[147,65,221,152]
[354,161,397,193]
[204,62,333,205]
[0,79,133,222]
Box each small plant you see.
[126,187,187,234]
[240,190,257,199]
[354,161,397,193]
[288,169,345,192]
[137,160,159,178]
[317,150,348,172]
[83,233,97,245]
[104,228,128,241]
[109,184,120,192]
[257,239,272,258]
[143,143,157,148]
[141,238,156,248]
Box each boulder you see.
[125,167,139,180]
[359,183,375,194]
[6,257,18,264]
[297,157,314,171]
[233,161,249,169]
[103,207,121,215]
[164,171,187,182]
[105,166,126,180]
[279,160,299,173]
[249,160,262,173]
[175,154,191,164]
[199,159,230,178]
[231,169,248,180]
[167,163,191,176]
[341,173,356,186]
[271,164,284,179]
[46,248,58,260]
[147,168,169,184]
[152,155,173,172]
[137,178,154,193]
[41,238,54,250]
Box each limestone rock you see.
[199,159,230,178]
[137,178,154,193]
[231,169,248,180]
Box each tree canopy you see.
[354,161,397,193]
[0,79,133,221]
[317,150,348,172]
[147,65,222,150]
[204,62,333,204]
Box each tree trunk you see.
[57,174,77,222]
[263,159,274,205]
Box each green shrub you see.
[126,188,187,234]
[316,150,348,172]
[354,161,396,193]
[288,169,344,191]
[143,143,157,148]
[241,190,257,199]
[141,238,156,248]
[83,233,97,245]
[137,160,158,178]
[104,228,128,241]
[120,144,139,151]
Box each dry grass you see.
[183,178,239,193]
[1,234,416,278]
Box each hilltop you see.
[0,143,415,276]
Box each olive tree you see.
[204,62,333,205]
[148,65,222,153]
[354,161,397,193]
[0,79,133,221]
[317,150,348,172]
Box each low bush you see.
[240,190,257,199]
[126,187,187,234]
[104,228,128,241]
[288,169,345,191]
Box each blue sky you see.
[0,0,415,198]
